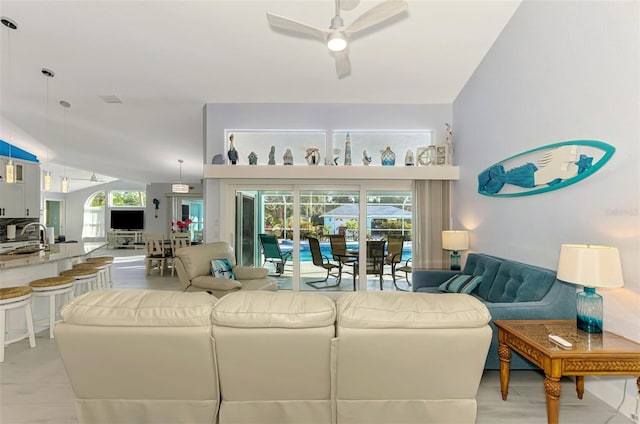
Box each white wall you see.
[453,0,639,416]
[203,103,453,241]
[145,182,203,236]
[63,180,146,241]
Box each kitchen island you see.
[0,242,108,336]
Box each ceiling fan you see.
[267,0,408,78]
[70,173,106,183]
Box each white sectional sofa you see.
[56,289,492,424]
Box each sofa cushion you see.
[212,291,336,328]
[192,275,242,291]
[211,258,236,280]
[439,274,483,294]
[337,292,491,329]
[462,254,502,300]
[60,289,217,327]
[486,260,556,302]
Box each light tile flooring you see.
[0,248,633,424]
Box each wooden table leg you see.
[575,376,584,399]
[544,375,562,424]
[498,342,512,401]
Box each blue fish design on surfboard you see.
[478,140,615,197]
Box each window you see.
[82,191,106,239]
[109,191,146,207]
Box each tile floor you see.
[0,248,634,424]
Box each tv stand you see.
[108,230,143,249]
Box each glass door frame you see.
[221,179,414,292]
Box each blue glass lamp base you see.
[450,251,461,271]
[576,287,603,333]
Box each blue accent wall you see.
[0,140,39,163]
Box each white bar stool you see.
[0,286,36,363]
[73,263,108,290]
[60,268,99,296]
[87,256,114,288]
[28,276,75,339]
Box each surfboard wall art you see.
[478,140,615,197]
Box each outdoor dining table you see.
[332,249,359,291]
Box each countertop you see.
[0,242,107,270]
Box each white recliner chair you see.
[174,242,277,297]
[55,290,219,424]
[212,291,336,424]
[335,291,492,424]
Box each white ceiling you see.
[0,0,520,193]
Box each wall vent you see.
[99,95,123,104]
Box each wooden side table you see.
[495,319,640,424]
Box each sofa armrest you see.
[192,275,242,291]
[234,266,269,280]
[412,269,459,291]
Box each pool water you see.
[280,240,412,262]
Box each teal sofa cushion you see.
[486,260,556,302]
[461,254,501,299]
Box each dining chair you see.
[366,240,387,290]
[306,236,341,289]
[143,233,169,276]
[394,257,413,291]
[170,233,191,276]
[258,233,292,276]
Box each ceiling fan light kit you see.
[266,0,407,77]
[327,32,347,52]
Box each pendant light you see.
[42,68,55,191]
[2,17,17,183]
[59,100,70,193]
[172,159,189,193]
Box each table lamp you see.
[556,244,623,333]
[442,230,469,271]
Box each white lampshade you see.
[557,244,624,288]
[172,183,189,194]
[442,230,469,251]
[61,176,69,193]
[43,170,52,191]
[327,32,347,52]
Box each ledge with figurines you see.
[203,164,459,180]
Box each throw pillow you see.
[439,274,483,294]
[211,258,236,280]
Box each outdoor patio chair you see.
[394,258,412,291]
[385,235,405,288]
[258,233,292,276]
[366,240,387,290]
[306,236,341,289]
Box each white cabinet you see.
[107,230,144,248]
[23,162,40,218]
[0,158,40,218]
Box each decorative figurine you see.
[305,146,321,165]
[283,148,294,165]
[445,122,453,165]
[362,150,372,166]
[381,146,396,166]
[227,133,239,165]
[268,146,276,165]
[405,149,414,166]
[248,151,258,165]
[344,133,352,166]
[211,154,225,165]
[333,148,341,166]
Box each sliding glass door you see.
[227,181,412,292]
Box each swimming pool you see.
[280,240,412,262]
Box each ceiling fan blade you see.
[340,0,360,11]
[335,50,351,78]
[266,12,330,41]
[344,0,408,34]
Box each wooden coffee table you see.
[495,319,640,424]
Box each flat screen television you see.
[111,210,144,230]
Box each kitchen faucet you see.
[20,222,49,251]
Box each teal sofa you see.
[412,253,577,369]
